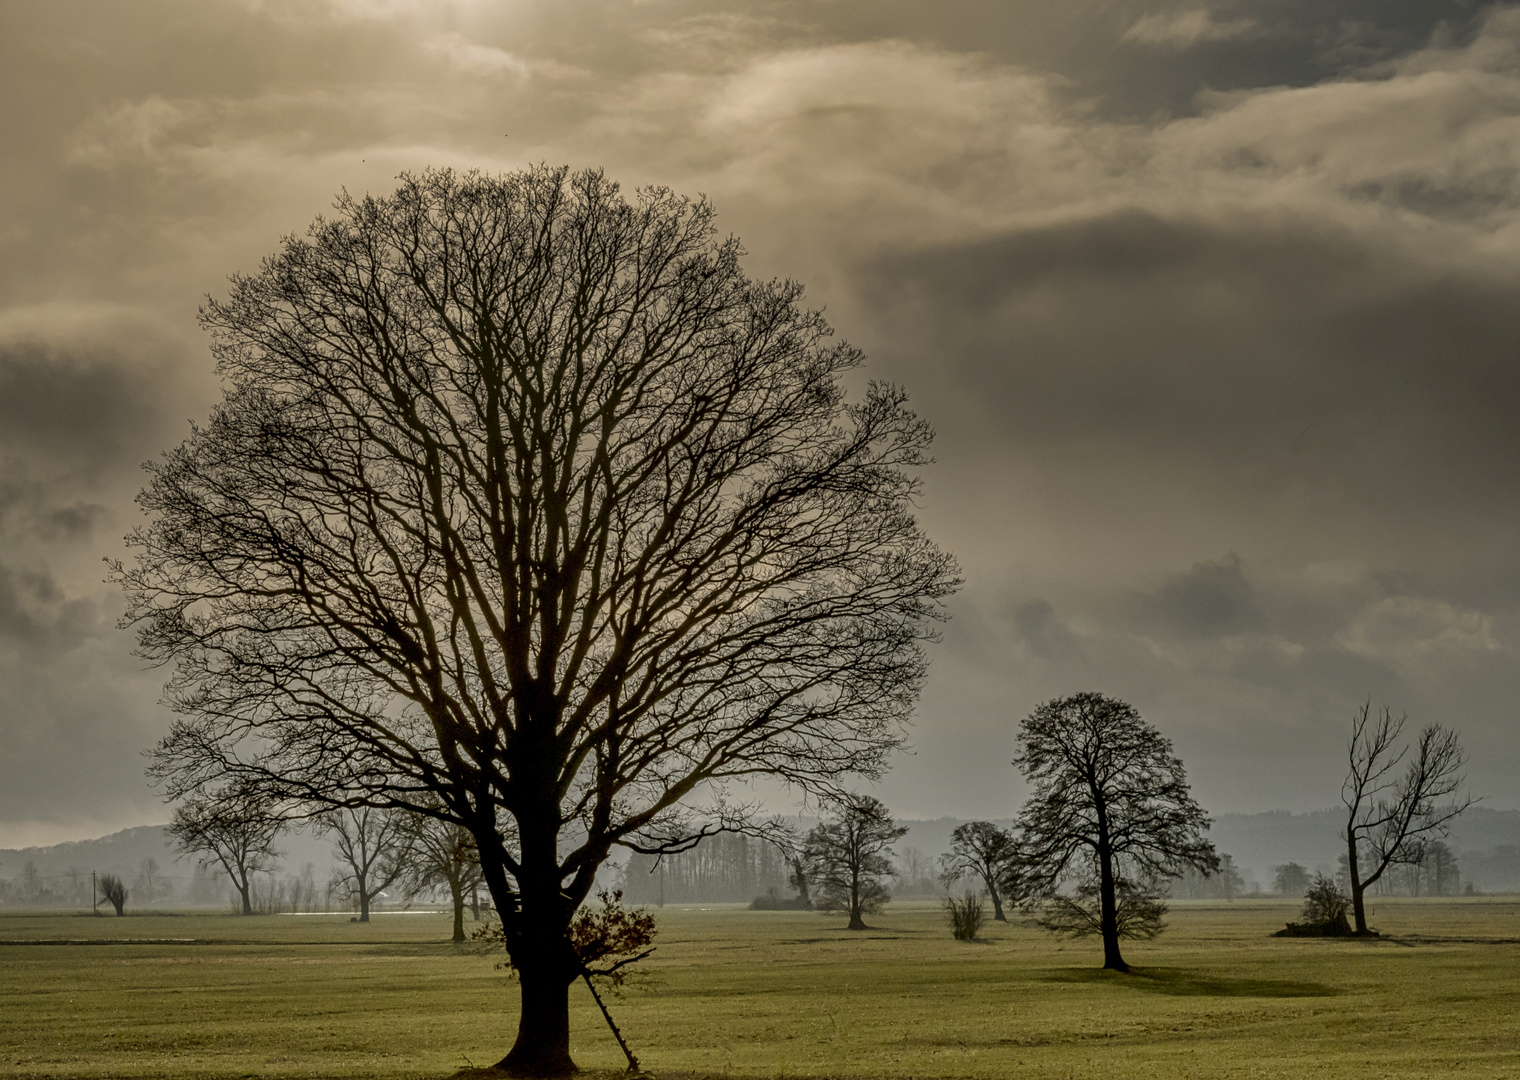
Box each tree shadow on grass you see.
[1041,966,1340,998]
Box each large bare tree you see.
[120,166,957,1076]
[1341,702,1472,934]
[1014,692,1218,972]
[168,786,284,915]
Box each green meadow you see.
[2,898,1517,1079]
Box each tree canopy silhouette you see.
[1013,692,1218,972]
[119,165,957,1076]
[803,795,907,930]
[98,874,127,916]
[939,820,1019,921]
[168,784,284,916]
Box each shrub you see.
[945,890,986,940]
[1301,874,1350,927]
[1273,873,1353,937]
[749,888,810,911]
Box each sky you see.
[2,0,1518,847]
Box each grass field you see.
[2,897,1518,1079]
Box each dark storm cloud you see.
[733,0,1489,118]
[859,210,1520,560]
[1097,0,1490,115]
[0,566,99,653]
[1132,554,1264,640]
[0,340,168,477]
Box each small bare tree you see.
[399,811,485,941]
[136,858,161,906]
[939,821,1019,921]
[1301,874,1351,931]
[1342,702,1473,934]
[321,806,415,922]
[1423,840,1461,896]
[98,874,127,916]
[803,797,907,930]
[944,890,986,940]
[169,787,284,916]
[786,854,814,909]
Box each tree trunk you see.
[359,889,371,922]
[1347,835,1369,934]
[234,868,252,923]
[989,884,1006,922]
[450,879,466,943]
[496,968,576,1077]
[1097,847,1127,972]
[493,797,581,1078]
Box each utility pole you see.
[92,870,100,916]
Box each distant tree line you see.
[621,834,792,906]
[0,807,485,929]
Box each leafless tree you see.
[19,862,42,904]
[939,821,1019,920]
[400,809,485,941]
[1299,873,1351,932]
[98,874,127,916]
[135,858,161,905]
[802,796,907,930]
[1014,692,1218,972]
[783,861,810,909]
[1422,840,1461,896]
[169,787,285,916]
[1341,701,1473,934]
[121,166,956,1076]
[320,806,415,922]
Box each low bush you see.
[945,890,986,940]
[1274,874,1354,937]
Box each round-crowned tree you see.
[803,795,908,930]
[118,166,958,1076]
[1014,692,1218,972]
